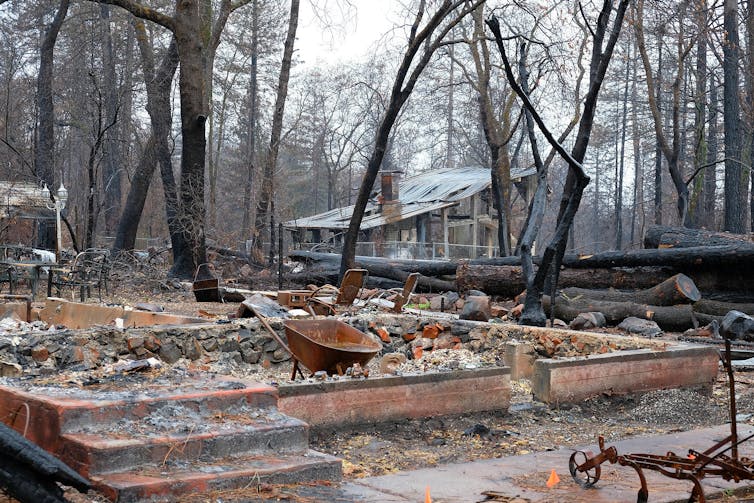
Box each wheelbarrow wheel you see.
[569,450,601,488]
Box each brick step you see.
[60,412,309,476]
[91,450,342,503]
[0,374,279,448]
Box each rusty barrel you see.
[283,319,381,375]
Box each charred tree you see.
[94,0,253,278]
[113,32,179,254]
[0,422,90,503]
[487,0,629,326]
[34,0,70,251]
[340,0,483,278]
[723,0,746,233]
[253,0,299,265]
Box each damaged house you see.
[284,165,535,260]
[0,181,51,244]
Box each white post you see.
[442,208,449,258]
[55,205,62,262]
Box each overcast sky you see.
[296,1,400,67]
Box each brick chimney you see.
[380,170,402,204]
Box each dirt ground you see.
[6,261,754,502]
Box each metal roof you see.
[284,165,535,230]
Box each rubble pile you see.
[0,300,665,384]
[0,316,295,378]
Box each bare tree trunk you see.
[653,29,663,225]
[687,1,708,228]
[630,33,643,245]
[241,0,258,242]
[113,32,179,253]
[253,0,299,264]
[744,0,754,230]
[723,0,746,232]
[100,4,123,235]
[705,75,719,227]
[468,5,512,256]
[517,42,548,292]
[635,0,689,225]
[615,42,631,249]
[35,0,70,250]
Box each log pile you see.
[289,227,754,332]
[287,250,455,293]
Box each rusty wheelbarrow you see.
[250,307,382,380]
[284,319,381,378]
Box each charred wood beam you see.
[288,251,458,277]
[457,263,678,297]
[470,244,754,270]
[0,422,90,503]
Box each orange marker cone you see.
[425,485,432,503]
[546,469,560,488]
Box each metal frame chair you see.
[49,248,111,301]
[306,268,368,315]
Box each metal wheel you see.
[569,450,601,487]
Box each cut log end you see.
[675,273,701,303]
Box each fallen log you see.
[693,299,754,317]
[560,273,700,306]
[363,263,455,292]
[285,270,404,292]
[457,263,676,297]
[643,225,754,249]
[208,244,251,261]
[468,244,754,270]
[542,296,719,332]
[288,250,458,276]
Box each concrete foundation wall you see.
[279,367,511,428]
[531,345,719,404]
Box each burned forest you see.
[2,0,754,502]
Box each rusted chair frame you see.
[306,268,368,315]
[391,272,420,312]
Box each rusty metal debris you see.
[569,333,754,503]
[284,319,381,378]
[306,268,367,315]
[192,263,220,302]
[277,290,314,308]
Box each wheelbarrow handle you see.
[249,306,293,357]
[193,263,212,283]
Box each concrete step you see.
[60,412,310,476]
[0,373,279,446]
[91,450,342,503]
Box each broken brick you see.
[31,346,49,362]
[422,325,439,339]
[143,334,162,352]
[126,335,144,352]
[376,327,391,343]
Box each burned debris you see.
[0,239,749,502]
